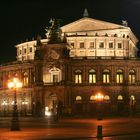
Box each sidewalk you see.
[0,117,140,140]
[1,129,140,140]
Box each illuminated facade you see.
[0,12,140,117]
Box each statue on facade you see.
[122,20,128,27]
[34,35,42,60]
[83,8,89,17]
[45,18,62,44]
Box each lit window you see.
[89,69,96,84]
[130,95,135,101]
[24,48,26,54]
[49,67,61,83]
[118,43,122,49]
[19,49,22,55]
[29,47,32,52]
[129,70,136,84]
[99,42,104,48]
[130,95,136,105]
[90,95,96,101]
[117,95,123,100]
[79,42,84,48]
[89,42,94,48]
[116,69,123,84]
[109,42,113,48]
[103,69,110,84]
[104,95,110,101]
[23,72,28,86]
[76,96,82,101]
[75,70,82,84]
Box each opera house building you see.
[0,11,139,117]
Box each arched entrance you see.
[89,95,96,115]
[117,95,124,114]
[129,95,136,115]
[104,95,111,115]
[75,96,83,114]
[89,94,111,116]
[45,93,58,113]
[45,93,63,118]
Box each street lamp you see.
[95,93,104,101]
[8,78,22,131]
[94,93,104,139]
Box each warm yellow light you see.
[11,101,14,105]
[8,82,14,88]
[13,78,18,83]
[2,101,8,106]
[16,82,22,88]
[95,93,104,101]
[8,78,22,89]
[45,106,52,117]
[22,101,28,105]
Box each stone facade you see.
[0,17,139,117]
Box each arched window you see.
[104,95,110,101]
[117,95,123,100]
[130,95,135,101]
[75,70,82,84]
[116,69,123,84]
[90,95,96,101]
[103,69,110,84]
[43,67,49,83]
[129,70,136,84]
[50,67,61,83]
[89,69,96,84]
[76,96,82,101]
[23,72,29,86]
[130,95,136,105]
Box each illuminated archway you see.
[76,96,82,101]
[104,95,110,101]
[117,95,123,101]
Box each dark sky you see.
[1,0,140,63]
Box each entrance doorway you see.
[45,93,57,113]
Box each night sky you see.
[1,0,140,63]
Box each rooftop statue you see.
[34,35,42,60]
[83,8,89,17]
[46,18,62,44]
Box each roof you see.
[61,17,128,33]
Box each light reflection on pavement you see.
[0,117,140,139]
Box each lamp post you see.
[95,93,104,120]
[8,78,22,131]
[95,93,104,139]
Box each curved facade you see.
[0,17,139,117]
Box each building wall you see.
[0,58,140,116]
[0,17,139,117]
[67,35,136,58]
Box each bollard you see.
[97,125,102,139]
